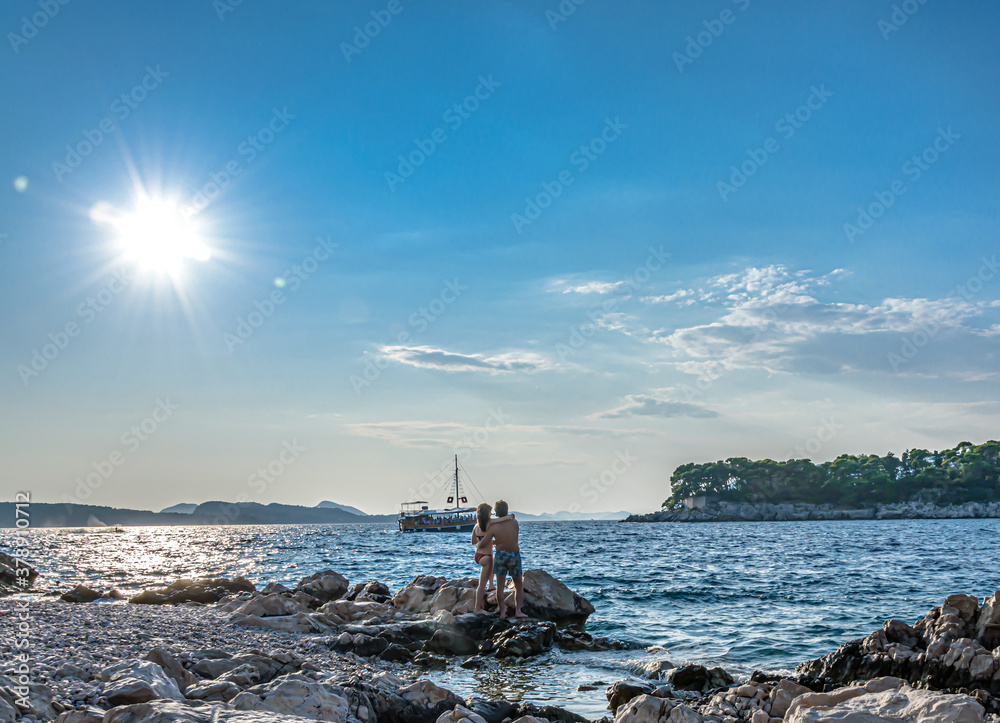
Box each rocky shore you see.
[3,561,1000,722]
[625,500,1000,523]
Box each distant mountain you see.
[315,500,367,516]
[160,503,197,514]
[191,501,392,525]
[0,502,393,528]
[512,510,631,521]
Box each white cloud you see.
[379,345,552,374]
[552,280,628,295]
[642,289,696,306]
[650,265,1000,378]
[596,393,719,419]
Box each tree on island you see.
[662,440,1000,510]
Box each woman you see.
[471,503,512,614]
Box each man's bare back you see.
[490,517,519,551]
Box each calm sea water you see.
[5,519,999,716]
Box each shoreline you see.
[624,499,1000,523]
[3,564,1000,721]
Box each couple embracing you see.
[470,500,526,619]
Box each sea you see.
[4,518,999,718]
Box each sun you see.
[112,197,211,273]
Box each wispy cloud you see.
[379,345,552,374]
[345,420,649,448]
[548,279,628,295]
[596,392,719,419]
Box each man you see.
[490,499,527,619]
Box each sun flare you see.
[111,197,211,274]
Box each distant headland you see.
[0,500,631,528]
[627,439,1000,523]
[0,501,395,528]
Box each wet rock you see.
[515,702,590,723]
[130,578,255,605]
[667,664,734,692]
[397,679,463,713]
[231,673,349,721]
[296,570,349,602]
[0,550,38,593]
[424,628,478,656]
[379,644,413,663]
[347,581,392,603]
[492,622,556,659]
[60,585,106,603]
[412,652,448,670]
[556,626,635,652]
[353,634,390,657]
[606,680,655,711]
[460,656,489,669]
[629,659,676,681]
[464,696,517,723]
[797,592,1000,697]
[103,660,185,706]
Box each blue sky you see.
[1,1,998,515]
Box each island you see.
[627,439,1000,522]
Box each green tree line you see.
[664,440,1000,509]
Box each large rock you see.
[797,592,1000,697]
[393,570,594,623]
[231,673,349,721]
[517,570,595,622]
[436,705,489,723]
[0,673,56,720]
[104,661,185,706]
[318,598,396,624]
[60,584,106,603]
[613,694,702,723]
[144,648,199,693]
[296,570,349,602]
[189,653,298,685]
[785,678,985,722]
[607,680,655,711]
[104,699,314,722]
[130,578,254,605]
[54,707,105,723]
[231,593,309,617]
[231,611,337,634]
[0,550,38,593]
[346,580,392,603]
[668,664,734,692]
[396,679,464,719]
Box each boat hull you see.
[399,522,475,533]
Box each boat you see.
[398,455,477,532]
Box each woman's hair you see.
[476,503,492,532]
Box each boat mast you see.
[454,454,459,510]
